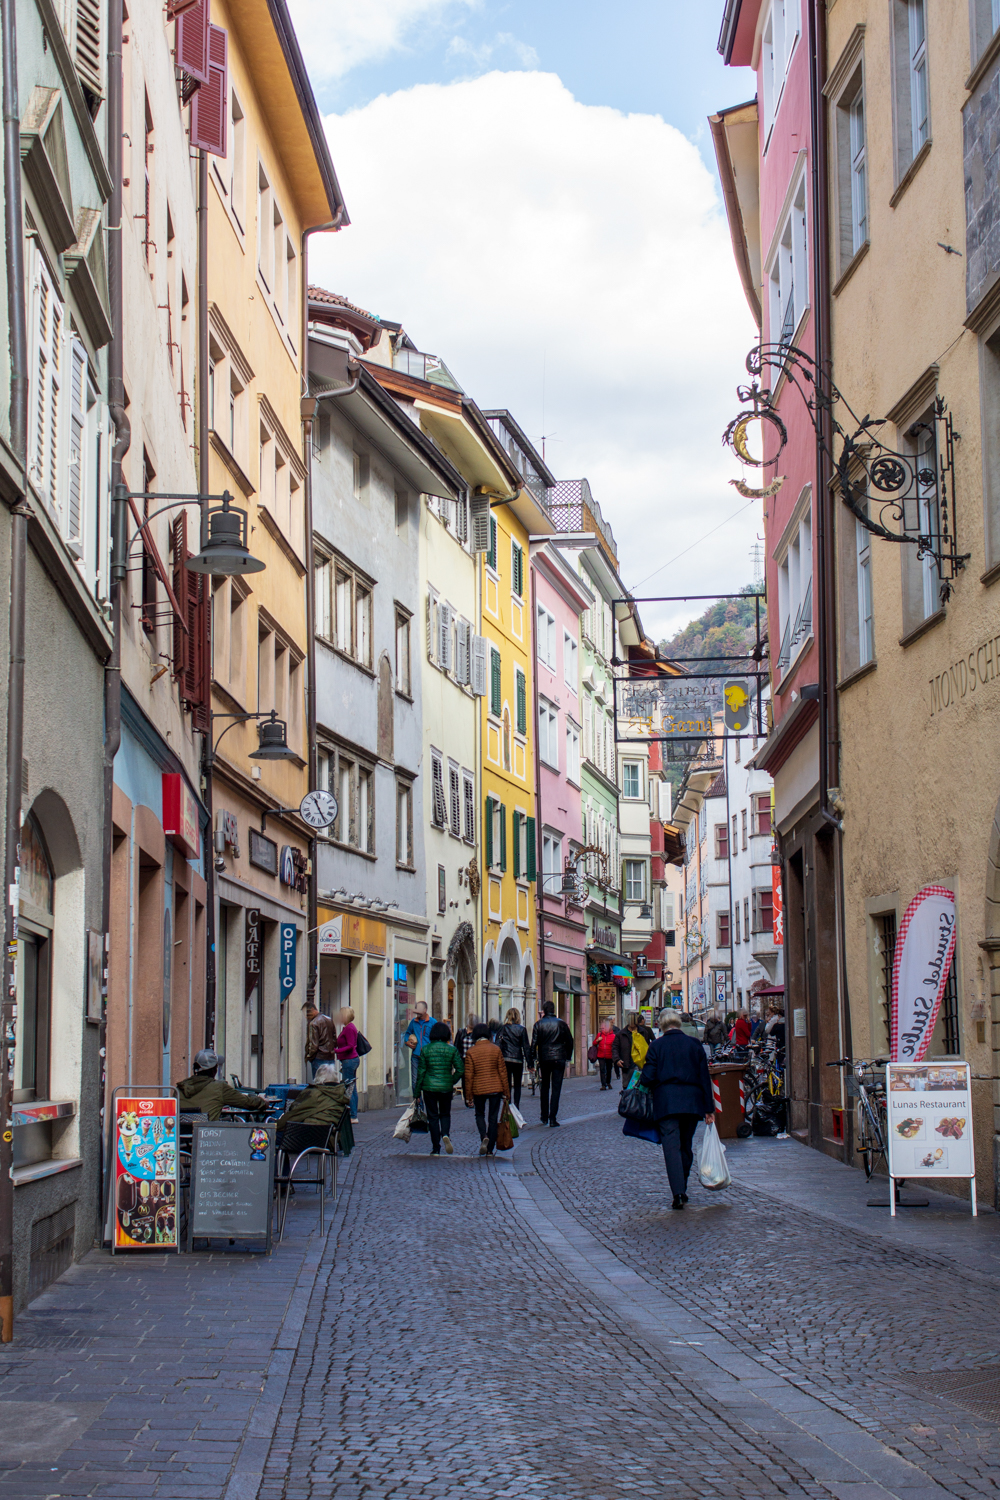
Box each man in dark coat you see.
[639,1011,715,1210]
[529,1000,574,1126]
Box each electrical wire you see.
[630,495,759,592]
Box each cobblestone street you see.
[3,1078,1000,1499]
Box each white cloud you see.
[287,0,476,82]
[446,32,539,68]
[311,70,758,641]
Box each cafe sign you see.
[245,907,261,1001]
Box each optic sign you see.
[318,915,343,956]
[890,885,958,1062]
[279,922,296,999]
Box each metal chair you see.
[273,1122,338,1241]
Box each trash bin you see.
[709,1062,746,1139]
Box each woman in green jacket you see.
[414,1021,464,1156]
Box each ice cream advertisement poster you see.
[114,1094,179,1249]
[885,1062,974,1180]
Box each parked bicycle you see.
[737,1041,786,1137]
[828,1056,888,1179]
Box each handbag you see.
[393,1102,415,1142]
[356,1032,372,1057]
[622,1117,661,1145]
[618,1081,655,1126]
[409,1098,429,1134]
[496,1107,514,1151]
[508,1102,526,1130]
[587,1042,599,1064]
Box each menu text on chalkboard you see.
[189,1121,275,1251]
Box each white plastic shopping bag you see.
[698,1121,732,1190]
[393,1102,416,1142]
[509,1102,526,1130]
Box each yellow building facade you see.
[203,0,346,1087]
[481,490,553,1024]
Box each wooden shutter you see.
[432,753,447,825]
[75,0,103,97]
[438,601,453,672]
[516,669,526,734]
[484,796,493,867]
[470,493,490,552]
[426,591,436,662]
[449,764,461,834]
[512,542,522,596]
[190,25,227,156]
[172,511,208,729]
[499,804,507,872]
[490,647,501,716]
[526,816,536,881]
[172,512,188,681]
[487,516,497,571]
[471,634,487,696]
[455,620,470,684]
[512,810,521,879]
[65,338,86,550]
[176,0,210,84]
[463,776,475,842]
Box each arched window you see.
[16,814,54,1100]
[498,939,519,999]
[21,813,53,913]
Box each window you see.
[396,609,411,696]
[431,749,447,828]
[900,411,941,632]
[542,831,562,895]
[511,539,524,597]
[625,860,646,903]
[489,646,502,716]
[660,890,676,943]
[323,744,375,853]
[513,810,530,880]
[396,781,414,867]
[857,520,874,666]
[538,699,558,768]
[455,619,471,685]
[776,498,813,676]
[735,903,741,944]
[486,514,497,571]
[566,722,580,784]
[891,0,930,183]
[972,0,1000,61]
[448,762,461,837]
[741,809,748,850]
[752,887,774,935]
[28,254,63,511]
[714,823,729,859]
[230,92,246,226]
[563,630,578,687]
[873,910,897,1049]
[438,865,446,915]
[754,793,772,837]
[732,813,738,851]
[744,896,750,939]
[536,605,556,670]
[849,89,867,255]
[767,171,808,347]
[15,815,53,1102]
[761,0,800,137]
[257,162,271,287]
[325,557,373,668]
[502,706,512,771]
[484,796,506,870]
[462,771,475,843]
[622,761,641,799]
[515,667,527,735]
[717,912,731,948]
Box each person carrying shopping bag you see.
[594,1018,616,1090]
[414,1022,464,1156]
[639,1009,715,1211]
[497,1008,532,1106]
[463,1024,510,1156]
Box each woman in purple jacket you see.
[336,1007,360,1122]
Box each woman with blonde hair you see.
[497,1006,531,1106]
[335,1006,360,1122]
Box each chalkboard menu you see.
[188,1121,276,1251]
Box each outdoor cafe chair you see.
[273,1121,338,1241]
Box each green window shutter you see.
[487,516,497,571]
[499,804,507,871]
[512,810,521,879]
[512,543,523,597]
[516,669,526,734]
[526,816,536,881]
[485,796,493,868]
[490,647,501,716]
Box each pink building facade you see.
[530,542,594,1071]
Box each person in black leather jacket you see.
[530,1000,574,1126]
[497,1008,532,1106]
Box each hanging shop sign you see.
[890,886,957,1062]
[772,865,784,946]
[318,915,343,956]
[279,845,309,894]
[249,829,278,875]
[216,809,240,857]
[162,773,199,858]
[112,1089,178,1250]
[279,845,295,886]
[279,922,297,999]
[245,907,261,1001]
[318,909,386,958]
[885,1061,976,1215]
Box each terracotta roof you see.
[706,773,727,798]
[307,285,378,321]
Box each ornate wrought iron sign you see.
[723,344,969,602]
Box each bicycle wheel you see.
[856,1096,885,1179]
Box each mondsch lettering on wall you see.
[929,627,1000,714]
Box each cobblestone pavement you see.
[3,1078,1000,1498]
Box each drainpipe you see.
[198,150,216,1049]
[0,0,29,1344]
[99,0,129,1249]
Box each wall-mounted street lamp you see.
[208,709,299,768]
[111,484,265,584]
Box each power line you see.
[630,496,759,592]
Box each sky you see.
[293,0,761,642]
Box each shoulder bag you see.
[356,1032,372,1057]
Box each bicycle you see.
[828,1056,888,1180]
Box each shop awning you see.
[587,946,631,966]
[753,984,785,997]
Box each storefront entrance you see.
[394,961,416,1101]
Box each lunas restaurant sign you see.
[929,628,1000,714]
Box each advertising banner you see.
[113,1092,178,1249]
[886,1061,974,1190]
[279,922,296,998]
[772,865,784,946]
[890,886,957,1061]
[318,915,342,955]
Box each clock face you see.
[300,789,338,829]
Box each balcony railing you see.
[392,350,464,392]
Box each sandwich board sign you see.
[885,1061,976,1217]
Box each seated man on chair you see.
[276,1063,352,1154]
[177,1050,267,1120]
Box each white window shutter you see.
[65,337,87,554]
[426,590,437,663]
[432,753,447,826]
[439,602,453,672]
[471,634,488,696]
[455,620,470,684]
[470,493,490,552]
